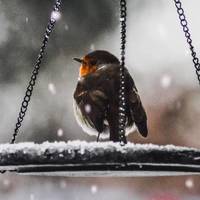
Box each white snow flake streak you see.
[85,104,91,113]
[64,24,69,31]
[160,74,172,89]
[48,83,57,95]
[57,128,64,137]
[60,180,67,189]
[25,17,29,23]
[185,178,194,189]
[91,185,98,194]
[3,179,11,188]
[90,44,95,51]
[30,194,36,200]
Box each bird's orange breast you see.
[79,65,97,77]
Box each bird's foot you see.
[96,132,101,142]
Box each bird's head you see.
[73,50,120,77]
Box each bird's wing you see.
[74,89,108,133]
[125,70,148,137]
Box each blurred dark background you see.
[1,0,200,199]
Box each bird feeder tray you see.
[0,141,200,177]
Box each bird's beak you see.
[73,58,83,63]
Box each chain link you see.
[118,0,127,145]
[174,0,200,84]
[0,0,62,174]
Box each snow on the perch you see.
[0,141,198,156]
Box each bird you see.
[73,50,148,142]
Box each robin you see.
[73,50,148,142]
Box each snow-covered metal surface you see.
[0,141,200,177]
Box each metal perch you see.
[0,141,200,177]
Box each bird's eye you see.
[90,60,97,66]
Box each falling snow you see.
[185,50,190,56]
[25,17,29,23]
[48,83,57,95]
[160,74,172,89]
[64,24,69,31]
[60,180,67,189]
[157,23,167,40]
[57,128,64,137]
[30,194,35,200]
[185,178,194,189]
[85,104,91,113]
[91,185,98,194]
[3,179,11,188]
[90,44,95,51]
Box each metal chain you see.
[118,0,127,145]
[174,0,200,84]
[11,0,62,144]
[0,0,62,174]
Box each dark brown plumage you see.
[73,50,148,142]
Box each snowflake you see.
[57,128,64,137]
[90,44,95,51]
[160,74,172,89]
[30,194,35,200]
[91,185,98,194]
[25,17,29,23]
[64,24,69,31]
[185,178,194,189]
[60,180,67,189]
[85,104,91,113]
[3,179,11,188]
[157,23,167,40]
[48,83,57,95]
